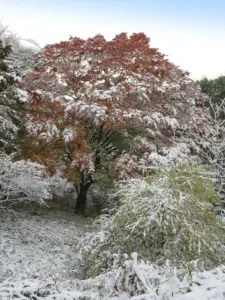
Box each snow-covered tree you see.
[0,23,35,154]
[25,32,207,214]
[0,24,52,212]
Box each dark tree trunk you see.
[74,173,94,215]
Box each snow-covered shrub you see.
[0,154,52,212]
[77,164,225,278]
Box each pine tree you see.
[0,24,34,154]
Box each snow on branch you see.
[77,164,225,279]
[190,99,225,195]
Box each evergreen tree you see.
[198,76,225,108]
[0,25,35,154]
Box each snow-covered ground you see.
[1,209,225,300]
[0,210,87,283]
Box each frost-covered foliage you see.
[0,85,28,153]
[77,164,225,278]
[0,23,38,76]
[0,154,52,211]
[25,32,208,214]
[146,142,195,169]
[191,99,225,197]
[6,38,38,77]
[88,257,225,299]
[26,33,207,177]
[2,260,225,299]
[0,23,36,153]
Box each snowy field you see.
[1,209,225,299]
[0,210,99,299]
[0,210,87,283]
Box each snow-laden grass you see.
[0,209,225,299]
[0,210,87,283]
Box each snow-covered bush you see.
[77,164,225,278]
[0,155,52,212]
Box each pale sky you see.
[1,0,225,80]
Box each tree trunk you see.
[74,174,94,215]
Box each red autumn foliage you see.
[25,32,206,213]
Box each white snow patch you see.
[148,143,191,166]
[16,88,29,102]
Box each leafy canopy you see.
[25,32,205,183]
